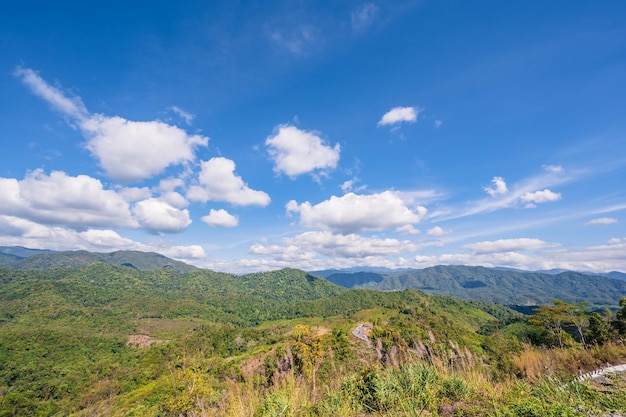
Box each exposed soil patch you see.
[126,334,167,348]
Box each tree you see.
[528,300,572,348]
[613,297,626,335]
[587,312,610,345]
[568,302,589,348]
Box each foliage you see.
[0,264,625,416]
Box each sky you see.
[1,0,625,273]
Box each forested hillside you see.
[326,265,626,307]
[1,263,626,416]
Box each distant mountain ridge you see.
[319,265,626,307]
[2,246,625,307]
[0,246,196,272]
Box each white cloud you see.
[436,167,571,221]
[82,115,208,183]
[427,226,450,236]
[158,178,185,192]
[265,125,340,178]
[484,176,508,196]
[531,237,626,272]
[133,198,191,233]
[17,67,209,183]
[351,3,378,33]
[586,217,618,225]
[0,215,137,251]
[378,106,419,126]
[434,119,443,128]
[169,106,194,125]
[159,191,188,209]
[543,165,563,173]
[0,170,136,230]
[286,191,427,234]
[464,238,558,254]
[202,209,239,228]
[15,67,88,120]
[0,215,207,263]
[413,251,535,270]
[159,245,207,260]
[520,189,561,207]
[397,224,420,235]
[187,157,270,206]
[340,178,367,193]
[250,230,419,260]
[118,186,152,202]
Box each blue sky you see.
[1,0,625,273]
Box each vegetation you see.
[328,265,626,307]
[0,257,625,416]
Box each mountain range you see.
[0,246,196,272]
[1,246,625,307]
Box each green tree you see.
[587,312,610,345]
[613,297,626,335]
[528,300,571,348]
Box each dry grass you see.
[511,342,626,381]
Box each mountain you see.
[0,246,55,266]
[604,271,626,281]
[0,248,197,272]
[323,271,387,287]
[366,265,626,307]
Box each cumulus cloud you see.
[434,119,443,128]
[378,106,419,126]
[427,226,450,236]
[351,3,378,33]
[202,209,239,228]
[187,157,270,206]
[520,189,561,207]
[0,170,136,230]
[17,67,209,183]
[265,125,340,178]
[0,215,136,250]
[464,238,558,254]
[397,225,420,235]
[250,230,419,260]
[484,176,508,196]
[159,245,207,260]
[82,115,208,183]
[286,191,427,234]
[132,198,191,233]
[586,217,618,225]
[118,186,152,202]
[0,215,207,263]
